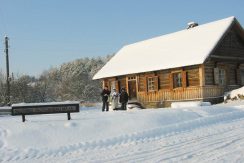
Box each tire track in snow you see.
[93,122,244,163]
[81,119,244,162]
[158,128,244,162]
[190,131,244,163]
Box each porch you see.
[137,86,227,108]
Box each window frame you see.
[172,72,183,88]
[147,77,155,92]
[128,76,136,81]
[218,68,226,86]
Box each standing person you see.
[101,86,111,112]
[119,88,129,110]
[111,88,119,110]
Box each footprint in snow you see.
[64,122,78,128]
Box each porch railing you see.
[137,86,225,102]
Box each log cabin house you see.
[93,16,244,108]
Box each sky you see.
[0,0,243,76]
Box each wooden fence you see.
[137,86,225,102]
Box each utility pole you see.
[4,36,10,105]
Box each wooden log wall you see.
[228,63,238,85]
[185,66,200,86]
[138,65,200,92]
[158,70,170,89]
[102,60,242,104]
[118,76,126,91]
[138,74,145,92]
[204,61,215,85]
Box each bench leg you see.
[67,112,71,120]
[22,114,25,122]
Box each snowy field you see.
[1,102,244,163]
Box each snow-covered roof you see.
[93,16,237,80]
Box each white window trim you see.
[219,68,226,86]
[147,77,155,91]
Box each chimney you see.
[187,22,198,29]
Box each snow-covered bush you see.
[224,86,244,102]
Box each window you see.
[219,69,225,85]
[214,68,226,85]
[147,77,155,91]
[173,72,182,88]
[128,76,136,81]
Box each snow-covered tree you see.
[0,55,112,105]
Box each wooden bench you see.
[12,102,80,122]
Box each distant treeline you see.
[0,55,113,105]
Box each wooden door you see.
[128,80,137,100]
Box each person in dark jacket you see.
[101,86,111,112]
[119,88,129,110]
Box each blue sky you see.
[0,0,244,76]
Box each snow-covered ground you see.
[1,102,244,163]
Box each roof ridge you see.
[126,16,235,47]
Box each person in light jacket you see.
[111,88,119,110]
